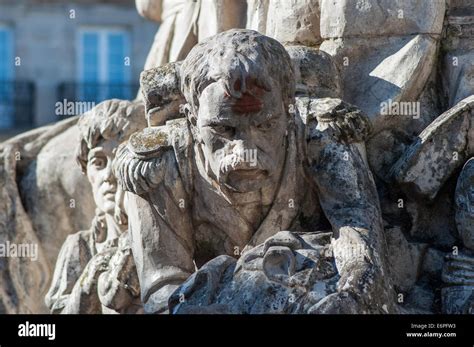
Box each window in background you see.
[0,26,14,129]
[77,28,131,104]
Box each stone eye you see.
[212,124,235,136]
[90,156,107,170]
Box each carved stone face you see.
[86,139,119,215]
[194,78,288,193]
[455,158,474,250]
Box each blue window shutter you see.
[78,29,131,102]
[81,32,99,102]
[0,28,14,129]
[107,32,130,99]
[0,29,13,80]
[82,32,99,82]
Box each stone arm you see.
[140,62,185,127]
[304,100,395,313]
[391,95,474,201]
[135,0,163,23]
[114,125,195,313]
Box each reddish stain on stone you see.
[232,78,265,113]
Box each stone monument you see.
[1,0,474,315]
[115,29,396,314]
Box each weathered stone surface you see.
[441,3,474,107]
[116,29,397,314]
[422,247,447,279]
[442,285,474,314]
[320,0,445,38]
[286,46,342,99]
[404,284,436,313]
[20,125,95,268]
[385,227,427,293]
[170,231,340,314]
[454,158,474,250]
[392,96,474,201]
[246,0,269,34]
[0,144,51,314]
[135,0,162,23]
[0,117,94,313]
[46,99,147,314]
[140,62,185,126]
[139,0,247,69]
[317,0,446,150]
[320,35,439,130]
[441,157,474,314]
[266,0,321,46]
[247,0,321,47]
[4,0,474,316]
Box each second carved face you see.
[87,139,119,215]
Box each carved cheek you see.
[90,167,108,195]
[86,167,96,186]
[87,172,102,206]
[468,188,474,206]
[460,226,474,250]
[94,176,105,196]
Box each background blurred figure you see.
[137,0,247,69]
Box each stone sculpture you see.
[389,95,474,313]
[115,29,396,314]
[136,0,247,69]
[2,0,474,315]
[247,0,321,47]
[0,118,94,313]
[441,0,474,108]
[0,0,244,314]
[45,100,146,314]
[442,158,474,314]
[170,230,339,314]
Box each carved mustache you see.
[217,150,268,184]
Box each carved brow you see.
[87,147,105,160]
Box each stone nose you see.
[103,159,116,185]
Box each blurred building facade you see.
[0,0,156,138]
